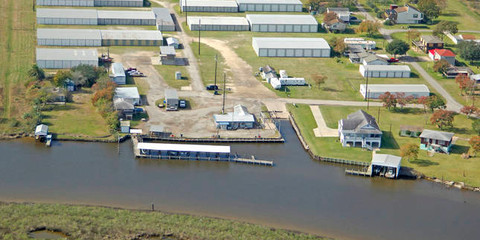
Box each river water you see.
[0,121,479,240]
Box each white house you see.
[338,110,382,149]
[359,65,411,78]
[428,49,456,66]
[385,4,423,24]
[114,87,140,105]
[360,84,430,99]
[213,105,255,130]
[327,7,350,22]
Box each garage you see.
[246,14,318,32]
[97,10,156,25]
[36,48,99,69]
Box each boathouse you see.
[35,124,49,139]
[137,142,231,158]
[371,154,401,178]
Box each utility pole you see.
[364,68,369,109]
[214,54,218,88]
[198,19,201,55]
[222,73,226,114]
[184,0,188,22]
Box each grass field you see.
[190,42,228,87]
[288,103,480,186]
[0,202,325,240]
[154,65,191,89]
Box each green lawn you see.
[154,65,191,89]
[190,42,228,87]
[289,103,480,186]
[0,202,324,240]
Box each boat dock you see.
[345,165,372,177]
[140,136,284,143]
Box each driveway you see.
[310,105,338,137]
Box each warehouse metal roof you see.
[246,14,318,25]
[152,8,175,24]
[37,8,98,19]
[253,37,330,49]
[237,0,301,4]
[371,154,401,169]
[181,0,238,7]
[100,30,163,40]
[36,48,98,61]
[97,10,156,20]
[112,62,125,77]
[360,84,430,93]
[114,87,140,100]
[137,142,231,154]
[362,65,411,71]
[187,16,249,25]
[160,46,176,55]
[37,28,102,40]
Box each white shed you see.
[37,29,102,47]
[35,124,49,136]
[236,0,302,12]
[359,65,411,78]
[246,14,318,32]
[252,37,330,58]
[180,0,239,12]
[36,48,98,69]
[111,62,126,85]
[166,37,180,49]
[97,10,156,25]
[187,16,250,31]
[360,84,430,99]
[114,87,141,105]
[100,30,163,46]
[36,8,98,25]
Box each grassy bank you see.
[0,202,326,240]
[288,104,480,186]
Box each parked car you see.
[206,84,218,90]
[179,100,186,108]
[387,58,399,63]
[127,67,137,71]
[134,107,144,113]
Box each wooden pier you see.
[345,165,372,177]
[140,136,284,143]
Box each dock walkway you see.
[345,165,372,177]
[140,136,284,143]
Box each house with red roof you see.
[428,49,456,66]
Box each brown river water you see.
[0,121,479,240]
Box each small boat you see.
[45,135,52,147]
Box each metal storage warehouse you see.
[37,0,143,7]
[101,30,163,46]
[360,84,430,99]
[252,37,330,57]
[187,17,249,31]
[36,48,98,69]
[37,8,98,25]
[359,65,411,78]
[37,29,102,47]
[153,8,176,31]
[246,14,318,32]
[236,0,302,12]
[97,10,156,25]
[111,62,126,85]
[180,0,239,12]
[95,0,143,7]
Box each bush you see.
[384,19,393,25]
[376,11,384,18]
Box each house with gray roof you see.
[420,129,454,153]
[338,110,382,149]
[114,98,134,120]
[362,54,388,66]
[111,62,126,85]
[213,105,255,130]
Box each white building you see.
[386,4,423,24]
[187,16,250,31]
[36,48,98,69]
[252,37,330,58]
[327,7,350,22]
[371,154,401,178]
[37,8,98,25]
[97,10,156,25]
[360,84,430,99]
[359,65,411,78]
[166,37,180,49]
[100,30,163,46]
[37,0,143,7]
[180,0,239,12]
[344,38,376,50]
[37,29,102,47]
[270,77,306,89]
[114,87,141,105]
[362,54,388,66]
[236,0,302,12]
[94,0,143,7]
[213,105,255,130]
[247,14,318,32]
[111,62,126,85]
[165,89,179,111]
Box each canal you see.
[0,121,479,240]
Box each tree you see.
[418,0,441,22]
[433,21,458,40]
[400,143,419,162]
[406,29,420,45]
[426,95,446,111]
[469,136,480,156]
[396,92,413,109]
[70,64,103,87]
[472,119,480,135]
[460,105,478,118]
[386,39,410,58]
[457,41,480,64]
[379,92,397,110]
[432,59,450,73]
[455,74,475,95]
[356,20,380,37]
[417,96,429,112]
[28,64,45,81]
[324,12,337,22]
[53,70,72,87]
[311,74,327,88]
[333,38,346,54]
[430,109,455,129]
[305,0,322,12]
[435,0,448,10]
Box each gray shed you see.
[164,89,179,111]
[236,0,302,12]
[36,8,98,25]
[187,16,250,31]
[36,48,98,69]
[153,8,176,31]
[97,10,156,25]
[37,29,102,47]
[180,0,239,12]
[246,14,318,32]
[100,30,163,46]
[252,37,330,57]
[111,62,126,85]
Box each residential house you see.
[362,54,388,66]
[419,129,454,153]
[261,65,277,81]
[349,51,370,64]
[326,7,350,22]
[385,4,423,24]
[443,66,474,78]
[428,49,456,66]
[213,105,255,130]
[413,35,444,53]
[338,110,382,149]
[160,46,177,65]
[114,98,134,120]
[322,18,347,33]
[114,87,141,105]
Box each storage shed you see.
[252,37,330,57]
[187,16,250,31]
[37,8,98,25]
[97,10,156,25]
[246,14,318,32]
[153,8,176,31]
[100,30,163,46]
[359,65,411,78]
[360,84,430,99]
[111,62,126,85]
[160,46,177,65]
[36,48,98,69]
[37,29,102,47]
[165,89,179,111]
[180,0,239,12]
[237,0,302,12]
[114,87,141,105]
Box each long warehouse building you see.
[187,17,250,31]
[359,84,430,99]
[37,29,163,46]
[359,65,411,78]
[236,0,302,12]
[36,0,143,7]
[180,0,239,12]
[153,8,176,31]
[36,48,98,69]
[37,8,156,25]
[252,37,330,57]
[246,14,318,32]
